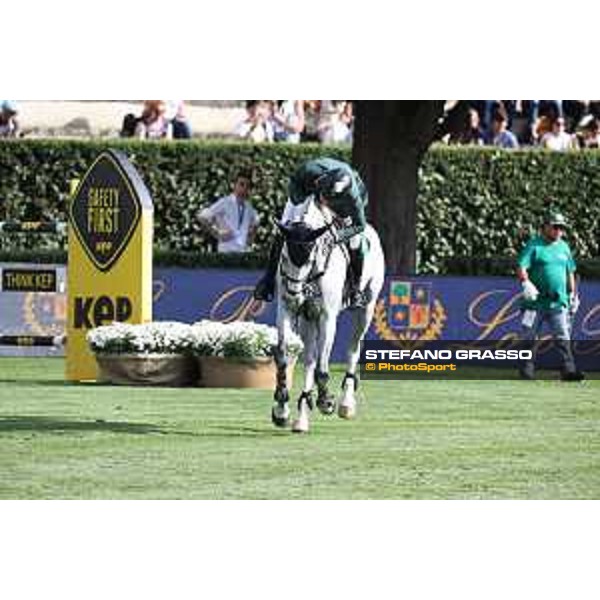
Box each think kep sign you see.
[66,150,153,381]
[2,268,57,292]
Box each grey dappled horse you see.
[271,198,385,433]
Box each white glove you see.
[521,280,539,301]
[569,292,580,315]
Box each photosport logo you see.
[373,280,446,341]
[360,340,600,380]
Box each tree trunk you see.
[352,100,445,274]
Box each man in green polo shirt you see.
[516,211,584,381]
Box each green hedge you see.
[0,248,267,269]
[0,138,347,254]
[3,248,600,279]
[1,139,599,273]
[419,146,600,272]
[443,256,600,280]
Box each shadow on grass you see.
[205,425,289,438]
[0,380,64,387]
[0,416,286,438]
[0,379,94,387]
[0,415,168,435]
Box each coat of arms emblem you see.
[374,280,446,341]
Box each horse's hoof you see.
[291,416,310,433]
[292,426,308,433]
[272,415,289,428]
[338,403,356,420]
[316,389,336,415]
[317,398,336,416]
[271,405,290,428]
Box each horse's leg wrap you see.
[274,385,289,405]
[341,372,359,391]
[315,370,335,415]
[272,345,291,427]
[316,370,330,391]
[273,345,289,404]
[276,373,288,390]
[298,390,314,412]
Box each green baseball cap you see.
[544,212,568,227]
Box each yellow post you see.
[66,150,153,381]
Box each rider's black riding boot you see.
[254,233,284,302]
[348,248,365,307]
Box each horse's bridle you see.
[279,225,339,298]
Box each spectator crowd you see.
[120,99,355,144]
[0,100,19,137]
[3,100,600,152]
[233,100,354,144]
[442,100,600,150]
[0,100,355,144]
[120,100,193,139]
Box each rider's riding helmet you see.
[314,168,352,201]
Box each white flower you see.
[190,320,303,358]
[87,321,195,355]
[87,320,304,358]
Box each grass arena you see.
[0,358,598,499]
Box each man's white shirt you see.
[199,194,259,253]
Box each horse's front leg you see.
[291,389,314,434]
[338,301,375,419]
[291,318,317,434]
[315,308,339,416]
[272,302,292,428]
[300,316,318,396]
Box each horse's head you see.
[277,213,333,304]
[278,221,330,267]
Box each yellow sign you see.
[66,150,153,381]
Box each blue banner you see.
[0,263,67,357]
[153,268,600,364]
[3,265,599,366]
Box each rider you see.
[253,156,369,306]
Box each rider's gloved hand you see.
[521,280,539,301]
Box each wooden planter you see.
[95,353,199,386]
[198,356,296,389]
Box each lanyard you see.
[237,200,246,228]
